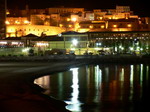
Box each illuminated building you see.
[93,5,138,21]
[78,21,106,32]
[6,25,65,37]
[5,5,150,38]
[46,8,84,14]
[0,31,150,55]
[116,6,131,13]
[107,18,139,31]
[30,14,50,25]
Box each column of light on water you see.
[140,64,143,86]
[94,65,102,102]
[66,68,81,111]
[140,64,143,99]
[120,68,124,100]
[130,65,134,100]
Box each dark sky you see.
[7,0,150,17]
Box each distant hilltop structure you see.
[0,0,6,38]
[4,5,150,37]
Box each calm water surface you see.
[34,64,150,112]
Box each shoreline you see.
[0,56,149,112]
[0,55,150,64]
[0,61,88,112]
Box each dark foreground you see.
[0,56,149,112]
[0,61,87,112]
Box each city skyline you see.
[7,0,150,17]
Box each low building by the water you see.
[0,31,150,55]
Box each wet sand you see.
[0,61,86,112]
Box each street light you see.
[72,39,78,46]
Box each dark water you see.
[34,64,150,112]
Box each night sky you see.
[7,0,150,17]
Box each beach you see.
[0,61,85,112]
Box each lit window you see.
[71,18,77,22]
[101,25,104,29]
[24,20,30,24]
[69,25,72,28]
[67,18,71,21]
[113,25,117,28]
[99,17,103,20]
[127,24,132,27]
[5,21,10,25]
[59,24,63,27]
[89,25,93,29]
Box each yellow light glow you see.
[127,24,132,27]
[99,17,103,20]
[113,25,117,28]
[101,25,104,28]
[78,29,89,33]
[77,25,81,28]
[69,25,72,28]
[5,21,10,25]
[67,18,71,21]
[24,20,30,24]
[71,18,77,22]
[89,25,93,29]
[6,10,10,15]
[59,24,63,27]
[15,21,20,24]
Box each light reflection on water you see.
[34,64,150,112]
[65,68,82,112]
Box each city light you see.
[113,25,117,28]
[127,24,132,27]
[36,42,49,47]
[68,24,72,28]
[72,39,78,46]
[67,18,71,21]
[101,25,105,28]
[22,48,30,52]
[71,18,77,22]
[0,41,7,44]
[89,25,93,29]
[59,24,63,27]
[5,20,10,24]
[24,20,30,24]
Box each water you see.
[34,64,150,112]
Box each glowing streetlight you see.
[72,39,78,46]
[71,18,77,22]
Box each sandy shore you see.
[0,61,87,112]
